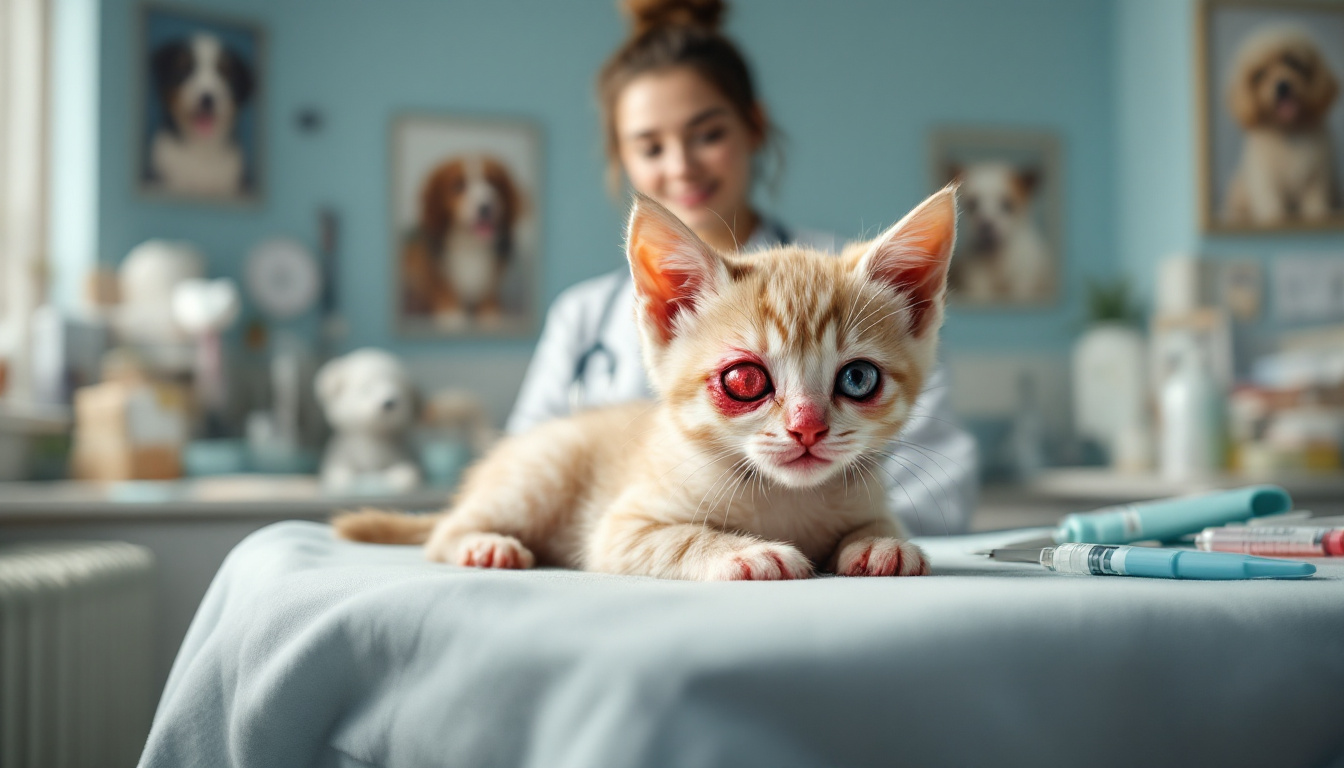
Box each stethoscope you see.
[567,221,793,414]
[568,271,628,415]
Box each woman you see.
[507,0,978,534]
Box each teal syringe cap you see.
[1053,484,1293,545]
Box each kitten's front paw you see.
[431,532,535,570]
[836,537,929,577]
[703,542,812,581]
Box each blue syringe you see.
[989,543,1315,580]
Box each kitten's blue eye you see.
[836,361,879,400]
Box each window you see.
[0,0,51,400]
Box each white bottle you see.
[1160,344,1224,482]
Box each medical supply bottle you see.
[1160,343,1224,482]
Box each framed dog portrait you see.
[139,5,263,204]
[930,128,1063,308]
[1198,0,1344,233]
[391,113,541,338]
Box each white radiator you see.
[0,541,155,768]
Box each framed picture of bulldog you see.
[930,128,1063,308]
[391,113,541,337]
[139,4,263,204]
[1198,0,1344,233]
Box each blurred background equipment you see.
[244,238,321,322]
[171,277,241,436]
[112,240,206,376]
[70,373,189,482]
[1072,279,1149,473]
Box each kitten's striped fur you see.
[335,187,957,580]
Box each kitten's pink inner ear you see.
[859,186,958,336]
[626,197,721,344]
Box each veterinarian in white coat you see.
[507,0,979,534]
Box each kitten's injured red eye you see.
[722,363,771,401]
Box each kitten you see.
[334,187,957,581]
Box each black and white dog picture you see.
[141,6,262,203]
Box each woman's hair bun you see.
[623,0,726,36]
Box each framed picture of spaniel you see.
[391,113,541,337]
[139,4,263,204]
[1198,0,1344,233]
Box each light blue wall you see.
[736,0,1118,350]
[1115,0,1344,316]
[87,0,1118,375]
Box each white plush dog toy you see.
[316,348,422,492]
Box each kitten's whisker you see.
[852,459,884,517]
[667,445,738,491]
[676,450,745,531]
[691,462,734,531]
[668,454,732,499]
[662,444,735,483]
[841,284,884,340]
[707,457,749,520]
[840,283,872,333]
[850,299,905,334]
[707,207,741,252]
[693,455,750,529]
[879,447,958,500]
[718,458,755,532]
[900,412,961,431]
[874,450,953,526]
[852,305,912,338]
[700,456,752,531]
[891,439,967,473]
[617,402,663,448]
[858,455,925,534]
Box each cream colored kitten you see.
[335,187,957,581]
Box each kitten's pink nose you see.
[787,406,829,448]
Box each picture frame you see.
[1197,0,1344,233]
[390,113,542,338]
[930,127,1063,308]
[138,4,264,205]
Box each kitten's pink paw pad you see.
[455,533,535,570]
[837,537,929,577]
[707,542,812,581]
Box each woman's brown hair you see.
[597,0,782,195]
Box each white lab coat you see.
[506,221,979,534]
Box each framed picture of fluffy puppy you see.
[930,128,1063,308]
[391,114,541,338]
[139,5,263,204]
[1198,0,1344,233]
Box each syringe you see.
[1194,526,1344,557]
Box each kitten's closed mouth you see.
[781,452,833,470]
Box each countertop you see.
[0,475,453,522]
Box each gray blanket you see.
[139,521,1344,768]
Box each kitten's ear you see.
[625,194,726,345]
[853,185,958,337]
